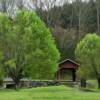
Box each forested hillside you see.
[36,0,100,60]
[0,0,100,60]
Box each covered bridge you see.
[56,59,79,82]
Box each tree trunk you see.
[12,77,21,89]
[96,4,100,35]
[72,69,76,82]
[80,79,86,88]
[97,78,100,89]
[96,0,100,35]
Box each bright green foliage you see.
[0,11,60,85]
[16,12,59,78]
[75,34,100,80]
[14,11,60,79]
[0,52,4,79]
[0,15,13,80]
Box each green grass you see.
[0,86,100,100]
[87,80,98,89]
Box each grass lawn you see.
[0,86,100,100]
[87,80,98,89]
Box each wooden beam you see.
[72,69,76,82]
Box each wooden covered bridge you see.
[56,59,79,82]
[3,59,79,88]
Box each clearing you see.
[0,86,100,100]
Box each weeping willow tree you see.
[75,34,100,88]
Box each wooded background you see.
[0,0,100,60]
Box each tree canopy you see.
[75,34,100,88]
[0,10,60,87]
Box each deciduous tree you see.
[75,34,100,88]
[0,11,60,87]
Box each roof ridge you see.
[59,59,79,66]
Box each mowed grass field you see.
[0,86,100,100]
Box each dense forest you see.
[0,0,100,60]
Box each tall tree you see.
[0,11,60,87]
[51,27,78,60]
[96,0,100,35]
[75,34,100,88]
[81,0,97,34]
